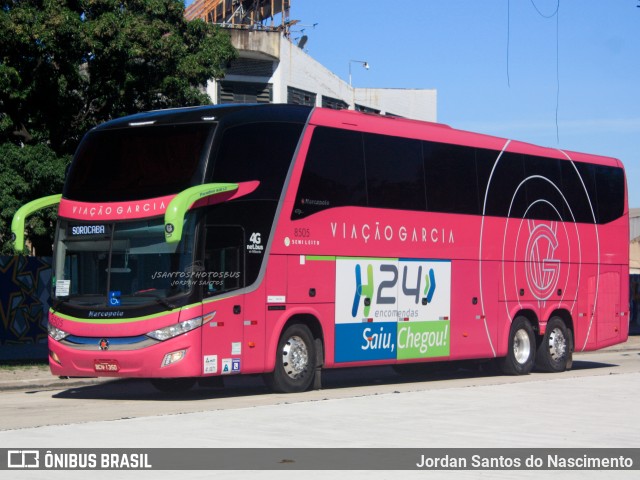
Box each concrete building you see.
[629,208,639,332]
[185,0,437,121]
[631,208,639,276]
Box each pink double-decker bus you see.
[12,104,629,393]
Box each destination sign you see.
[67,224,111,236]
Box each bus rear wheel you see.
[265,324,316,393]
[536,317,572,372]
[498,316,536,375]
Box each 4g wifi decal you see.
[246,232,264,253]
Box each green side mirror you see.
[11,194,62,254]
[164,184,239,244]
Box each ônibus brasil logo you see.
[525,220,560,305]
[351,262,436,318]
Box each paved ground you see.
[0,336,638,480]
[1,335,638,391]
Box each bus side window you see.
[481,151,527,218]
[424,142,481,215]
[293,127,367,219]
[203,226,245,295]
[364,133,425,211]
[523,155,564,221]
[594,164,625,224]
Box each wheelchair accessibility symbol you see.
[109,291,122,306]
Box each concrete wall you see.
[274,38,352,106]
[631,240,640,275]
[630,208,639,242]
[276,38,437,120]
[211,30,437,122]
[353,87,437,121]
[228,28,280,60]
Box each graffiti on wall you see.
[0,256,52,350]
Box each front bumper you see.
[48,330,202,378]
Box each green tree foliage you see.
[0,143,67,254]
[0,0,236,254]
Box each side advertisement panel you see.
[334,257,452,363]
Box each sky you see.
[284,0,640,207]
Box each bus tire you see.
[150,378,196,392]
[536,317,571,373]
[265,324,316,393]
[498,316,536,375]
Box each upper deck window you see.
[208,122,305,201]
[64,123,212,202]
[293,126,625,224]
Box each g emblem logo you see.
[524,221,560,302]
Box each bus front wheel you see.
[265,324,316,393]
[536,317,572,373]
[498,316,536,375]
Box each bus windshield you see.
[53,215,197,307]
[64,123,213,202]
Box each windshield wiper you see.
[154,296,177,311]
[130,292,177,311]
[52,295,106,311]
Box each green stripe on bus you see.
[336,256,398,261]
[50,304,195,324]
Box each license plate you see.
[94,359,120,372]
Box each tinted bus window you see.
[484,151,527,218]
[364,133,425,211]
[424,142,480,215]
[595,165,625,224]
[475,147,499,213]
[203,225,245,295]
[65,124,212,202]
[524,155,564,221]
[210,122,304,200]
[566,161,598,223]
[293,127,367,219]
[205,201,276,291]
[292,126,624,225]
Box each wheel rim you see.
[548,327,566,361]
[513,329,531,364]
[281,335,309,379]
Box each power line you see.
[507,0,511,88]
[529,0,560,19]
[507,0,561,142]
[555,2,560,143]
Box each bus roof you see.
[92,104,313,131]
[91,103,621,169]
[308,107,623,169]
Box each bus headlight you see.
[48,324,69,341]
[146,317,203,341]
[162,350,187,367]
